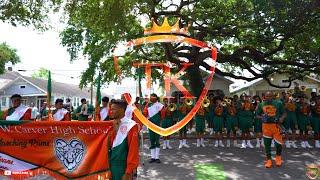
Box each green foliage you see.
[31,67,49,79]
[59,0,320,92]
[0,42,20,74]
[0,0,62,29]
[3,0,319,92]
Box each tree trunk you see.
[186,65,204,98]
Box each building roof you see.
[230,75,320,94]
[0,71,93,98]
[230,78,263,94]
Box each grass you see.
[194,163,226,180]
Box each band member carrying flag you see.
[143,93,164,163]
[52,98,70,121]
[107,99,139,180]
[3,94,32,121]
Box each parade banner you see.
[0,121,113,179]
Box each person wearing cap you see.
[52,99,70,121]
[296,95,313,148]
[256,91,286,168]
[3,94,32,121]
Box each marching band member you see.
[3,94,32,121]
[207,95,215,135]
[296,96,313,148]
[132,97,143,130]
[283,95,298,148]
[212,97,225,147]
[40,102,49,120]
[75,98,89,121]
[195,101,206,147]
[144,93,164,163]
[256,91,286,168]
[238,94,254,148]
[177,98,191,149]
[310,96,320,148]
[225,98,238,147]
[252,95,263,148]
[161,98,174,150]
[106,99,139,180]
[99,96,110,121]
[52,99,70,121]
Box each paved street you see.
[138,139,320,180]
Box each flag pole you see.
[47,70,53,121]
[94,73,102,121]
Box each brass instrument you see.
[221,102,227,107]
[294,98,300,103]
[221,97,232,106]
[168,103,177,111]
[287,89,294,95]
[274,92,280,99]
[300,86,307,92]
[251,99,256,104]
[225,98,232,104]
[184,98,193,106]
[310,101,316,106]
[202,97,210,107]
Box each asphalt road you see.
[138,139,320,180]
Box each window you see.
[1,97,7,107]
[20,85,26,89]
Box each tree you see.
[60,0,320,96]
[0,42,20,74]
[0,0,61,29]
[32,67,49,79]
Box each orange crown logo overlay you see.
[144,17,189,36]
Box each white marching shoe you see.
[163,141,167,150]
[240,140,247,149]
[219,140,224,147]
[226,140,231,148]
[305,141,313,148]
[179,140,183,149]
[315,140,320,148]
[301,141,306,148]
[196,139,200,147]
[183,139,190,148]
[214,140,219,147]
[246,140,254,148]
[285,141,291,148]
[201,138,205,147]
[166,140,173,149]
[291,141,298,148]
[256,141,260,148]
